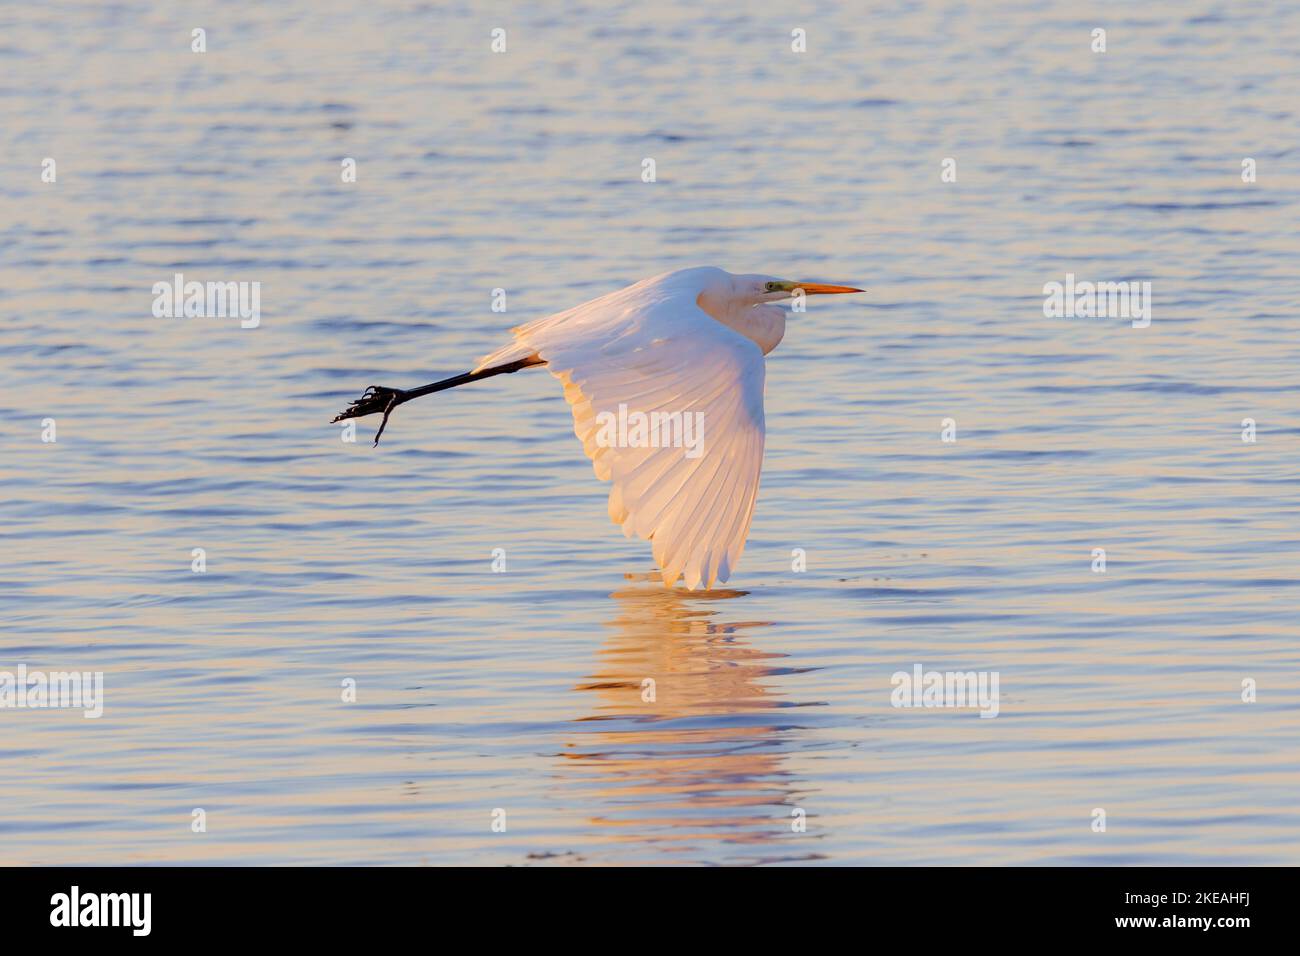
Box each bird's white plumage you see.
[476,269,767,590]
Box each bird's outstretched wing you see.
[477,286,766,589]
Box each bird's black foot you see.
[331,385,408,446]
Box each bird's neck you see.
[704,300,786,355]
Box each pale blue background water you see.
[1,0,1297,865]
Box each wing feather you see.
[481,286,767,589]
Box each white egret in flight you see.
[333,267,863,589]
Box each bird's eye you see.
[764,281,780,292]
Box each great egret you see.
[332,267,863,589]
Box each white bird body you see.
[334,267,862,590]
[477,267,771,590]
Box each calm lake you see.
[1,0,1297,865]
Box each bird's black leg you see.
[329,356,543,447]
[371,389,403,447]
[331,385,410,446]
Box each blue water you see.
[0,0,1297,865]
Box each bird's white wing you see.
[478,286,766,589]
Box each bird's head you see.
[738,274,866,305]
[692,269,865,355]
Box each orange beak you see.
[796,282,865,295]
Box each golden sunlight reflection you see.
[558,577,825,861]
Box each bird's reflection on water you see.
[558,577,826,863]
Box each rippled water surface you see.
[2,1,1298,865]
